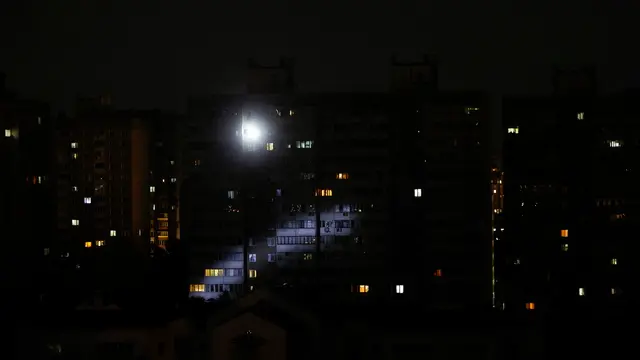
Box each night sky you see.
[1,0,638,112]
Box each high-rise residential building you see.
[53,98,181,301]
[502,70,633,313]
[0,74,54,307]
[181,57,492,309]
[491,164,504,309]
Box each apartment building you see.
[0,74,54,306]
[182,57,492,309]
[54,98,180,298]
[502,69,633,312]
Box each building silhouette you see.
[0,73,54,308]
[181,56,493,309]
[501,69,632,313]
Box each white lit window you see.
[4,129,11,137]
[289,109,295,116]
[110,230,117,237]
[152,204,156,210]
[296,140,313,149]
[228,190,235,199]
[611,258,617,265]
[170,160,175,165]
[96,240,105,247]
[44,248,50,256]
[414,188,422,197]
[507,127,519,134]
[266,142,274,151]
[562,243,569,251]
[249,254,257,262]
[577,112,584,120]
[578,288,585,296]
[84,197,91,204]
[170,177,177,183]
[149,186,155,193]
[37,116,42,125]
[395,285,404,294]
[609,140,623,148]
[72,186,78,192]
[72,219,80,226]
[71,142,78,148]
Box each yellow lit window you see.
[266,143,274,151]
[249,270,257,278]
[611,258,617,265]
[434,269,442,277]
[315,189,333,197]
[96,240,105,247]
[336,173,349,180]
[507,127,519,134]
[303,253,313,260]
[358,285,369,293]
[190,284,205,292]
[72,153,78,159]
[205,269,224,277]
[110,230,116,237]
[72,219,80,226]
[560,229,568,237]
[525,302,535,310]
[4,129,11,137]
[71,142,78,148]
[289,109,295,116]
[84,241,92,248]
[578,288,585,296]
[577,112,584,120]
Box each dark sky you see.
[1,0,638,111]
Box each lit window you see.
[315,189,333,197]
[578,288,585,296]
[577,112,584,120]
[611,288,617,295]
[268,253,276,262]
[249,270,257,278]
[296,140,313,149]
[358,285,369,293]
[289,110,295,116]
[84,241,92,248]
[266,143,274,151]
[71,142,78,148]
[336,173,349,180]
[205,269,224,277]
[525,302,535,310]
[84,197,91,204]
[434,269,442,277]
[228,190,235,199]
[414,188,422,197]
[110,230,116,237]
[4,129,10,137]
[507,127,519,134]
[96,240,105,247]
[303,253,313,260]
[190,284,205,292]
[609,140,623,148]
[194,159,201,166]
[150,186,155,193]
[562,243,569,251]
[72,153,78,159]
[560,229,568,237]
[395,285,404,294]
[611,258,617,265]
[170,177,177,183]
[72,219,80,226]
[72,186,78,192]
[249,254,257,262]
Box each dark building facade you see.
[501,84,634,313]
[53,98,181,305]
[0,74,54,307]
[181,57,493,310]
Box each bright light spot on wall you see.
[243,123,261,141]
